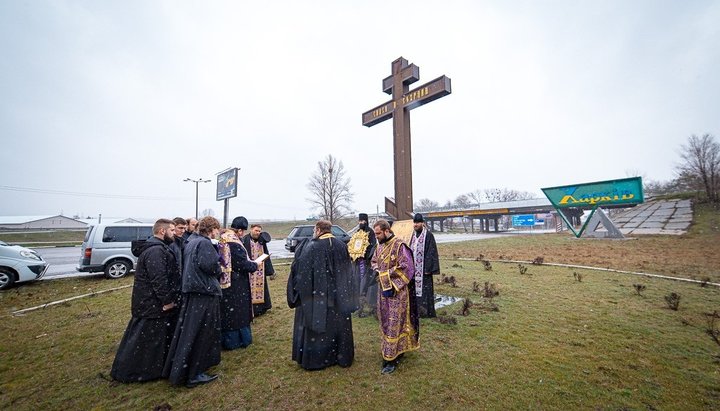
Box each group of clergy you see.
[110,211,439,386]
[110,215,275,388]
[287,212,439,375]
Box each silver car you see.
[0,240,49,290]
[76,223,153,279]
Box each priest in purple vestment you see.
[371,219,420,374]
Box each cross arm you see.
[401,75,452,111]
[362,100,395,127]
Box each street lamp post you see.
[183,178,211,219]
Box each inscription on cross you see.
[362,57,451,219]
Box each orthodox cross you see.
[362,57,451,219]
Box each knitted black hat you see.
[359,213,369,222]
[413,213,424,223]
[230,216,249,230]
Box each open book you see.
[253,253,270,264]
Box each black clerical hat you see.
[413,213,424,223]
[260,231,271,244]
[359,213,369,222]
[231,216,249,230]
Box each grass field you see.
[0,230,86,247]
[0,206,718,410]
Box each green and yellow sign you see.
[542,177,644,238]
[542,177,644,209]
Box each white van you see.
[76,223,153,279]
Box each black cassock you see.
[111,237,178,383]
[287,235,358,370]
[415,229,441,318]
[220,242,257,349]
[163,234,222,385]
[354,227,377,313]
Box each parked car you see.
[77,223,153,279]
[0,240,49,290]
[284,224,352,252]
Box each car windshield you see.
[0,240,7,246]
[297,227,314,237]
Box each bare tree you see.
[415,198,439,212]
[467,189,484,205]
[454,194,471,208]
[484,188,536,202]
[201,208,215,217]
[306,154,354,222]
[676,134,720,203]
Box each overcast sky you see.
[1,1,718,221]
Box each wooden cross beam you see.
[362,57,451,219]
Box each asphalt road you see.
[35,231,547,280]
[35,240,293,280]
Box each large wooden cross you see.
[362,57,451,219]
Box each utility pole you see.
[183,178,211,219]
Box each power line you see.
[0,185,186,201]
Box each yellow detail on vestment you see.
[348,230,370,261]
[378,270,392,291]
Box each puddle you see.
[435,294,462,309]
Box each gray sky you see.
[1,1,718,221]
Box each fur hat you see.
[230,216,249,230]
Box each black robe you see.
[220,242,257,331]
[242,234,275,316]
[111,237,177,383]
[164,294,221,384]
[163,234,222,385]
[287,235,358,370]
[354,227,377,312]
[414,229,440,318]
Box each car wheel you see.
[104,260,131,279]
[0,268,16,290]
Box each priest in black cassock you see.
[349,213,377,317]
[409,213,441,318]
[164,216,223,388]
[218,217,258,350]
[111,219,179,383]
[287,220,358,370]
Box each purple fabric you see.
[372,237,419,360]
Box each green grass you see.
[441,203,720,283]
[0,230,86,247]
[1,260,719,409]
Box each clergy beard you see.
[359,223,368,230]
[378,233,394,244]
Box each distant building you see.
[111,218,145,224]
[0,215,88,230]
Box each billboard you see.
[216,168,238,201]
[541,177,643,209]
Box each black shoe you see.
[381,361,397,375]
[186,373,218,388]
